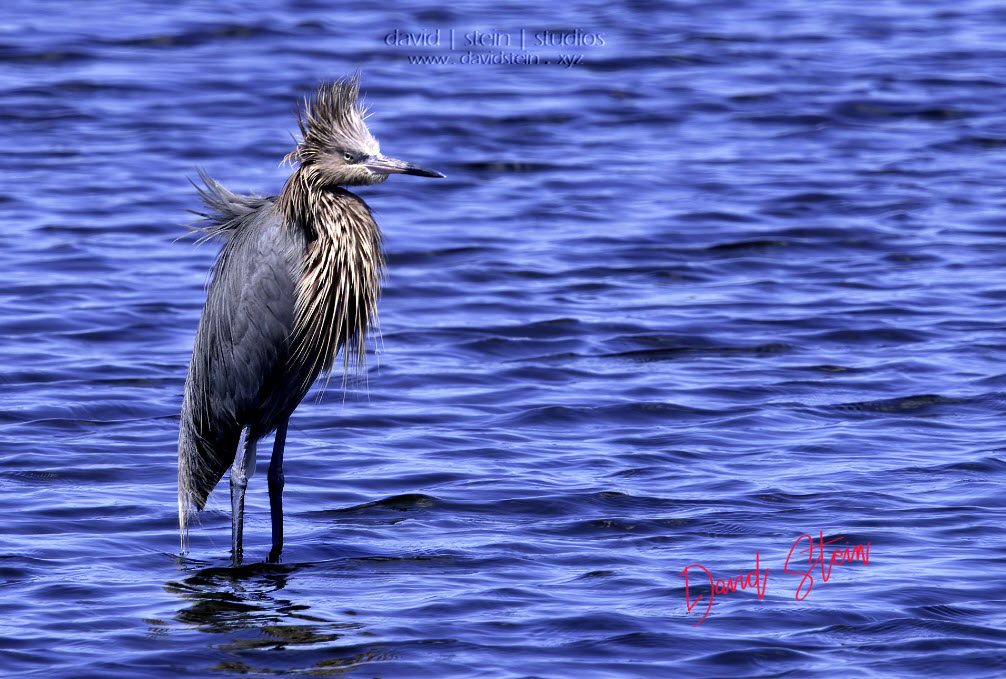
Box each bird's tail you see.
[177,397,240,554]
[177,419,197,555]
[177,405,211,555]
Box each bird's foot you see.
[266,546,283,564]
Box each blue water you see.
[3,1,1006,676]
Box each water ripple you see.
[2,1,1006,677]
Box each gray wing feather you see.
[178,181,306,529]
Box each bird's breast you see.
[286,189,385,386]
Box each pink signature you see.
[679,531,871,625]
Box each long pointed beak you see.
[362,154,445,178]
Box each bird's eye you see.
[343,152,355,163]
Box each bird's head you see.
[285,75,444,186]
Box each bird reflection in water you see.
[165,561,387,674]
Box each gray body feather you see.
[178,182,308,519]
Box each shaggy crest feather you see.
[283,74,380,167]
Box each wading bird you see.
[177,75,443,564]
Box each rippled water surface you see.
[3,1,1006,676]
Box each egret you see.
[177,75,443,564]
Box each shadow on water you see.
[165,559,389,675]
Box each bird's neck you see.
[279,166,356,240]
[278,165,385,382]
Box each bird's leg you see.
[230,428,257,566]
[267,418,288,563]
